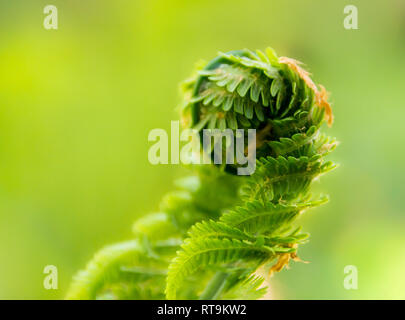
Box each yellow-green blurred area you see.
[0,0,404,299]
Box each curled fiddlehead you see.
[67,47,337,300]
[166,48,337,299]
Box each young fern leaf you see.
[219,197,328,236]
[188,220,256,242]
[268,126,337,158]
[242,156,336,202]
[166,47,337,299]
[67,47,338,301]
[66,240,168,300]
[166,238,282,299]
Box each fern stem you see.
[199,272,230,300]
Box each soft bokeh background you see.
[0,0,404,299]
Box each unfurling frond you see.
[68,47,338,301]
[166,47,337,299]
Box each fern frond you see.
[69,47,338,301]
[220,197,328,236]
[166,238,281,299]
[66,240,167,300]
[268,126,337,158]
[188,220,255,242]
[199,63,272,107]
[132,212,179,241]
[243,155,336,202]
[219,50,280,79]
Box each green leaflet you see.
[268,125,337,158]
[165,237,279,299]
[66,240,168,300]
[242,155,336,202]
[188,220,256,242]
[220,197,328,235]
[132,212,179,241]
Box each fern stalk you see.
[67,47,338,300]
[199,271,230,300]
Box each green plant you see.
[66,48,337,300]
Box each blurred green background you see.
[0,0,404,299]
